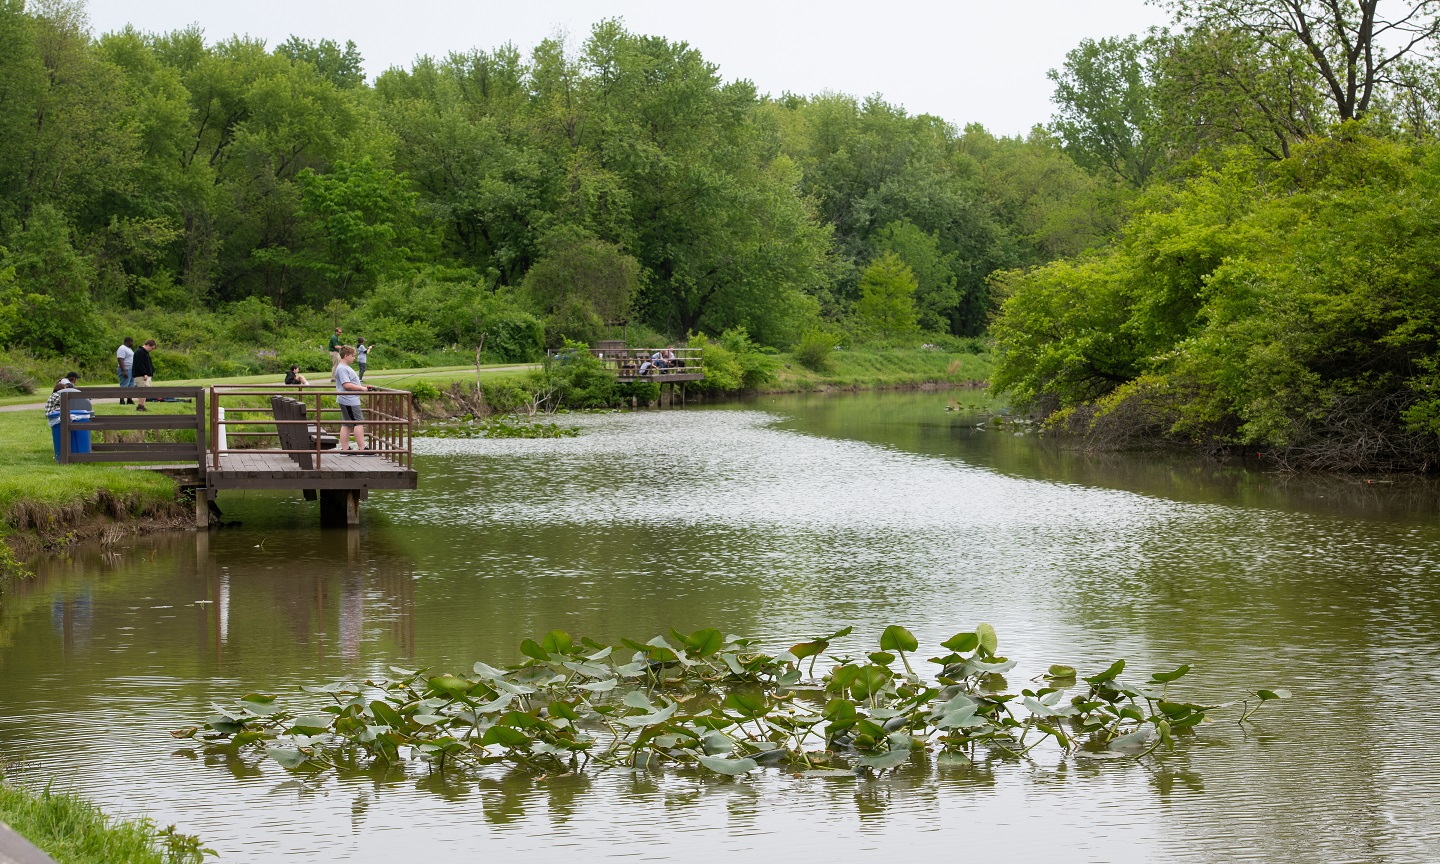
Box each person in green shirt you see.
[328,327,343,380]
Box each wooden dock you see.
[57,385,417,528]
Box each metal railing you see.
[57,386,207,467]
[208,385,414,471]
[589,347,703,378]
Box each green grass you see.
[0,780,204,864]
[0,407,180,531]
[769,347,994,391]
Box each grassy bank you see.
[0,407,187,574]
[0,780,208,864]
[767,347,993,392]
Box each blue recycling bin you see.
[47,411,92,462]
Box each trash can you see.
[47,410,93,462]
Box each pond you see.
[2,390,1438,862]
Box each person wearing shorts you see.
[334,346,370,452]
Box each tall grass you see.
[0,780,208,864]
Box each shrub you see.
[690,328,777,394]
[793,328,840,372]
[408,380,442,402]
[541,340,617,408]
[618,380,660,404]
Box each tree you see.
[873,220,958,333]
[257,158,422,305]
[0,203,102,357]
[1049,35,1163,186]
[276,36,365,89]
[1164,0,1440,121]
[855,252,920,340]
[522,226,640,324]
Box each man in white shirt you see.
[115,338,135,404]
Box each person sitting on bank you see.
[334,346,373,452]
[285,365,310,386]
[45,376,80,418]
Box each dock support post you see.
[319,489,360,528]
[195,491,210,528]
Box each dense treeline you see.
[994,0,1440,471]
[0,0,1113,383]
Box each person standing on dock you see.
[328,327,343,379]
[132,339,156,411]
[115,337,135,404]
[334,346,370,452]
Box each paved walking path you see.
[0,364,537,412]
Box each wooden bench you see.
[269,396,337,471]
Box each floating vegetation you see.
[177,625,1290,781]
[422,418,579,439]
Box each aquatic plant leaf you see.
[880,625,918,654]
[1255,689,1292,701]
[369,700,403,728]
[1151,665,1191,683]
[702,732,734,755]
[541,630,573,655]
[790,640,828,659]
[684,628,725,657]
[858,748,911,771]
[800,769,856,778]
[288,715,334,734]
[975,623,998,655]
[578,679,617,693]
[475,694,513,713]
[472,662,508,680]
[1085,659,1126,685]
[1046,665,1077,679]
[481,725,532,749]
[618,702,677,728]
[622,691,655,710]
[697,755,758,775]
[724,692,769,719]
[520,639,550,662]
[267,748,309,770]
[942,632,979,653]
[1106,728,1154,751]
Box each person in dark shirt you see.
[285,366,310,386]
[132,339,156,411]
[328,327,343,380]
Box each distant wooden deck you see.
[591,344,705,383]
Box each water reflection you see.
[0,391,1438,862]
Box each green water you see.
[2,390,1438,862]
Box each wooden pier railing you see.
[57,386,207,467]
[208,385,413,471]
[589,346,705,382]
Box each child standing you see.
[334,346,370,452]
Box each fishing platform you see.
[55,385,416,529]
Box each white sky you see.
[83,0,1170,135]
